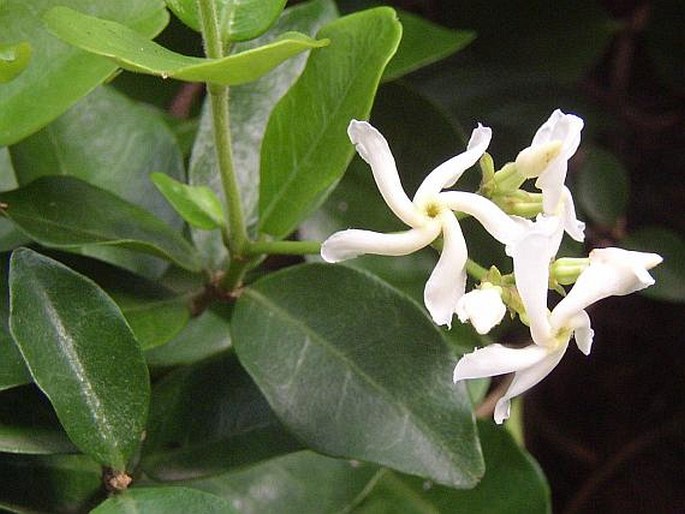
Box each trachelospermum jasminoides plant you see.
[321,111,662,424]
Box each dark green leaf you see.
[151,172,225,230]
[0,41,32,83]
[142,352,302,481]
[0,254,30,391]
[258,7,402,239]
[355,421,550,514]
[92,487,235,514]
[0,0,168,146]
[45,6,328,86]
[383,11,474,81]
[145,305,233,367]
[9,248,149,470]
[0,176,202,273]
[576,146,629,227]
[0,453,104,513]
[166,0,287,42]
[187,451,381,513]
[232,264,483,488]
[189,0,338,266]
[624,226,685,303]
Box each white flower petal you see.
[440,191,527,244]
[559,186,585,242]
[453,343,550,382]
[413,124,492,203]
[569,310,594,355]
[493,344,567,424]
[456,286,507,335]
[320,224,440,262]
[424,213,467,327]
[550,247,663,329]
[347,120,424,227]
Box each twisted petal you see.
[424,212,467,327]
[560,186,585,242]
[413,124,492,203]
[456,286,507,335]
[440,191,528,244]
[551,247,662,329]
[320,223,440,263]
[347,120,424,227]
[568,310,594,355]
[453,343,550,382]
[494,344,567,424]
[506,216,562,346]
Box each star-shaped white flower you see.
[321,120,525,327]
[515,110,586,242]
[453,215,662,423]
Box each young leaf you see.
[0,0,168,146]
[166,0,287,42]
[44,6,328,86]
[189,0,338,267]
[141,353,303,481]
[232,264,484,488]
[259,7,402,239]
[151,172,225,230]
[383,11,475,82]
[91,487,236,514]
[186,451,381,513]
[8,248,150,471]
[0,41,32,83]
[0,176,202,273]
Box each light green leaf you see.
[258,7,402,239]
[151,172,225,230]
[9,248,150,470]
[10,86,186,278]
[383,11,474,81]
[45,6,328,86]
[0,41,32,83]
[232,264,483,488]
[141,353,302,481]
[91,487,236,514]
[0,0,168,146]
[355,421,551,514]
[189,0,338,268]
[576,146,629,228]
[187,451,381,513]
[166,0,287,42]
[0,176,202,273]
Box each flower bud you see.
[456,283,506,335]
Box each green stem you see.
[466,258,488,281]
[246,240,322,256]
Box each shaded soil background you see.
[383,0,685,512]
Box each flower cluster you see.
[321,111,662,423]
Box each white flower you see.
[453,216,662,423]
[456,284,507,335]
[321,120,525,327]
[515,110,586,242]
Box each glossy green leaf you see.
[0,176,202,273]
[166,0,287,42]
[142,352,302,481]
[0,254,30,391]
[0,41,32,83]
[45,6,328,86]
[0,149,29,252]
[355,421,550,514]
[232,264,483,488]
[151,172,225,230]
[0,385,76,454]
[10,86,186,277]
[187,451,381,513]
[383,11,474,81]
[9,248,150,470]
[0,453,104,513]
[624,226,685,302]
[91,487,235,514]
[576,146,629,227]
[145,305,233,367]
[189,0,338,267]
[0,0,168,146]
[258,7,402,239]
